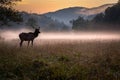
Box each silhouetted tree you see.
[104,1,120,23]
[0,0,21,7]
[0,0,22,25]
[118,0,120,3]
[93,0,120,24]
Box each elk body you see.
[19,29,40,47]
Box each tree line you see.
[72,0,120,30]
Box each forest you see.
[72,0,120,30]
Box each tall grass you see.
[0,40,119,80]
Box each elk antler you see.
[39,26,40,29]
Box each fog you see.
[40,33,120,40]
[0,29,120,41]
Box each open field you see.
[0,38,120,80]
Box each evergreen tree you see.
[93,0,120,24]
[93,13,104,23]
[104,1,120,23]
[72,16,88,30]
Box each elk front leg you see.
[28,41,30,47]
[20,40,23,47]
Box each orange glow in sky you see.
[16,0,118,14]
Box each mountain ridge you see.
[43,4,114,26]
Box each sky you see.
[15,0,118,14]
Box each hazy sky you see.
[16,0,118,14]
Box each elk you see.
[19,28,40,47]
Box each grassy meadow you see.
[0,39,120,80]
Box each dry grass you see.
[0,39,120,80]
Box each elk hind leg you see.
[31,40,34,46]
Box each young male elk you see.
[19,28,40,47]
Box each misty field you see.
[0,39,120,80]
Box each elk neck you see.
[33,31,39,37]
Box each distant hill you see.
[21,12,69,31]
[0,12,69,31]
[0,4,115,31]
[44,4,114,26]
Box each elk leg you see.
[31,40,33,46]
[28,41,30,47]
[20,40,23,47]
